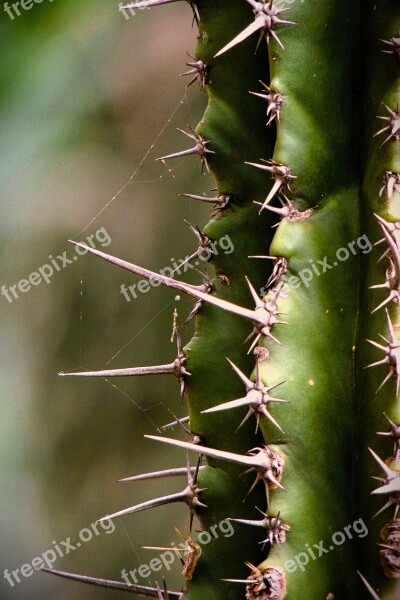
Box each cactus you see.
[46,1,400,598]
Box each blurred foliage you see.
[0,2,215,598]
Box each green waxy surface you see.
[260,191,359,597]
[356,2,400,598]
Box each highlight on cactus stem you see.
[52,1,400,598]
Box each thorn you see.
[68,240,209,296]
[120,0,199,24]
[60,315,190,399]
[366,310,400,394]
[100,457,207,523]
[179,192,231,214]
[246,160,296,212]
[168,221,213,277]
[379,171,400,201]
[230,508,290,548]
[214,1,295,58]
[68,242,283,347]
[221,578,253,584]
[357,572,381,600]
[202,357,286,433]
[178,219,214,268]
[246,276,265,309]
[369,448,400,518]
[145,435,285,502]
[118,466,205,483]
[369,447,396,478]
[374,103,400,146]
[377,412,400,459]
[249,255,288,289]
[223,561,274,593]
[372,477,400,496]
[254,194,313,221]
[250,81,285,125]
[59,363,183,378]
[381,35,400,63]
[41,567,181,597]
[157,128,214,174]
[160,415,190,430]
[181,52,208,90]
[226,357,253,388]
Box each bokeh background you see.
[0,2,214,598]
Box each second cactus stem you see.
[57,1,400,599]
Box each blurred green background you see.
[0,1,214,598]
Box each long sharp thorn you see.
[263,409,285,434]
[372,499,393,519]
[248,255,276,260]
[121,0,178,8]
[157,147,204,162]
[221,578,251,584]
[370,283,389,290]
[371,478,400,495]
[59,363,176,378]
[180,193,225,205]
[214,17,265,58]
[145,435,261,468]
[41,568,181,597]
[267,472,286,491]
[98,490,189,522]
[245,276,264,308]
[372,293,395,313]
[366,338,388,351]
[379,225,400,287]
[386,308,397,340]
[69,243,271,334]
[160,415,190,430]
[128,0,199,23]
[264,331,282,346]
[201,396,252,414]
[357,572,381,600]
[269,28,284,50]
[236,409,253,432]
[229,517,263,527]
[226,357,253,388]
[244,474,264,501]
[254,202,288,217]
[247,332,263,354]
[68,242,204,296]
[245,161,274,173]
[118,466,204,483]
[369,447,394,478]
[365,358,389,369]
[260,179,284,212]
[376,370,394,393]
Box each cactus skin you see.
[52,0,400,599]
[357,3,400,599]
